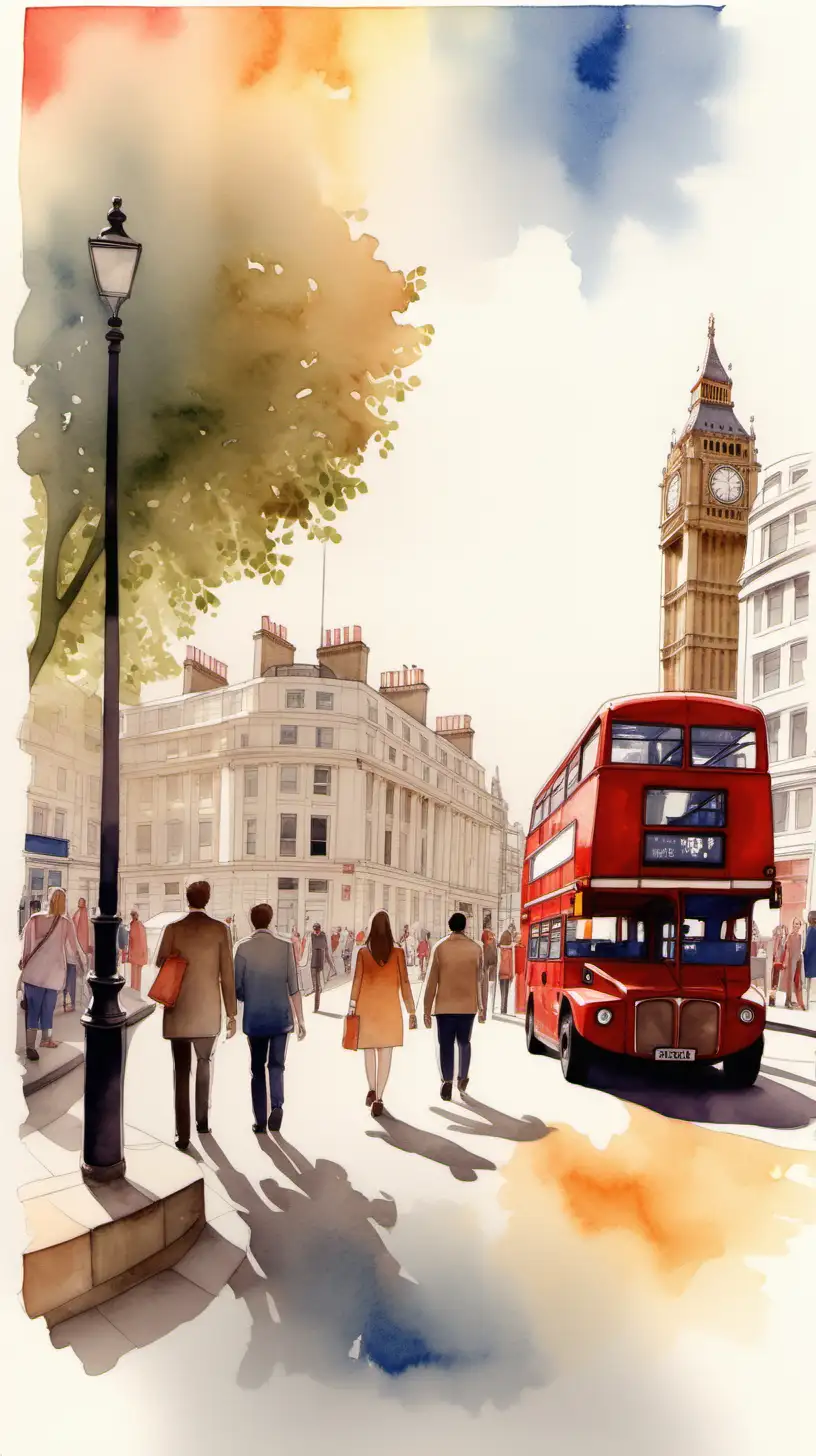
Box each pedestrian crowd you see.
[17,879,518,1141]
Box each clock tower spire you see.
[659,318,759,697]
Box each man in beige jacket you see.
[156,881,237,1150]
[423,912,485,1100]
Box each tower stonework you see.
[659,317,759,697]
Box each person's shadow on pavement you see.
[203,1133,473,1391]
[433,1096,552,1144]
[366,1117,496,1181]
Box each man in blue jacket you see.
[235,904,306,1133]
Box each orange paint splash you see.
[500,1105,816,1352]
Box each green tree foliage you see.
[17,208,431,697]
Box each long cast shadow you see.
[202,1133,517,1400]
[435,1096,552,1143]
[588,1058,816,1130]
[366,1117,496,1182]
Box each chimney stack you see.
[317,625,369,684]
[380,667,430,726]
[183,646,228,695]
[436,713,474,759]
[253,618,295,677]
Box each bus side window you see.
[580,726,600,779]
[550,773,566,811]
[566,754,580,797]
[549,919,563,959]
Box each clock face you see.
[665,474,681,517]
[709,465,744,504]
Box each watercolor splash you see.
[499,1103,816,1358]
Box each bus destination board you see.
[643,832,724,867]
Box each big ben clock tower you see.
[659,316,759,697]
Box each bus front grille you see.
[678,1000,720,1057]
[635,999,674,1054]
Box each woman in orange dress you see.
[126,908,148,995]
[348,910,417,1118]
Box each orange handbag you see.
[148,953,188,1009]
[342,1013,360,1051]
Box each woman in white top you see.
[18,889,87,1062]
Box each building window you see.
[313,767,331,796]
[167,741,180,759]
[439,749,448,767]
[164,881,180,897]
[402,724,411,743]
[438,773,447,792]
[386,714,394,735]
[316,727,334,750]
[766,584,784,628]
[365,818,373,860]
[368,703,378,724]
[794,508,809,541]
[792,466,809,487]
[772,791,788,834]
[137,882,150,897]
[402,754,409,772]
[136,823,152,863]
[279,766,298,795]
[86,820,100,856]
[278,877,298,891]
[763,517,789,559]
[279,814,297,857]
[198,820,213,860]
[31,803,48,835]
[795,575,809,620]
[308,879,329,893]
[790,710,808,758]
[280,725,298,745]
[244,767,259,800]
[365,773,374,812]
[420,736,429,756]
[384,829,392,866]
[310,816,328,857]
[763,472,782,502]
[286,690,305,709]
[198,772,214,807]
[167,820,183,863]
[385,786,395,816]
[388,746,397,764]
[752,595,762,634]
[166,774,182,803]
[795,788,813,830]
[316,692,334,712]
[54,810,66,839]
[753,648,781,696]
[790,640,807,686]
[90,776,100,805]
[245,818,257,856]
[57,767,67,792]
[766,715,780,764]
[240,732,250,748]
[422,764,430,783]
[366,733,375,756]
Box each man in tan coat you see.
[423,912,485,1100]
[156,881,237,1149]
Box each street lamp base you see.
[81,1158,126,1184]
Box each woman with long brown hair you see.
[348,910,417,1118]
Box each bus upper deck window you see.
[611,722,683,766]
[580,726,600,779]
[550,772,566,810]
[691,726,757,770]
[566,753,580,796]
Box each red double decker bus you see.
[521,693,779,1088]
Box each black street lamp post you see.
[81,198,142,1183]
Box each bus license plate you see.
[654,1048,696,1062]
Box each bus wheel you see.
[559,1008,591,1085]
[526,1000,546,1056]
[721,1035,764,1089]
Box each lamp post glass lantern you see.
[81,197,141,1184]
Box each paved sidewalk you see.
[16,987,153,1097]
[766,1003,816,1037]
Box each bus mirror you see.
[770,880,783,910]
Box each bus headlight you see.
[739,1007,755,1024]
[597,1008,613,1026]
